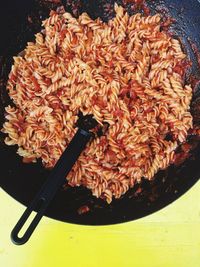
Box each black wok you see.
[0,0,200,228]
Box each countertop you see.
[0,181,200,267]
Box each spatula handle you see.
[11,128,93,245]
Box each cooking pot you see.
[0,0,200,230]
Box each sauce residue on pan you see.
[188,38,200,69]
[77,205,90,215]
[123,0,150,15]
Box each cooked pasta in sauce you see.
[2,4,193,203]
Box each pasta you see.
[2,4,193,203]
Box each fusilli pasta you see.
[2,4,193,203]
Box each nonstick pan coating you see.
[0,0,200,225]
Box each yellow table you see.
[0,181,200,267]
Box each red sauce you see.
[134,187,142,196]
[44,77,51,86]
[9,72,17,82]
[142,3,150,16]
[173,152,190,166]
[50,102,61,109]
[65,0,82,17]
[101,71,113,83]
[113,108,124,118]
[77,205,90,215]
[92,95,107,108]
[151,54,160,64]
[144,107,153,113]
[173,142,198,166]
[123,0,150,16]
[190,41,200,67]
[130,90,137,100]
[160,17,176,31]
[189,75,200,93]
[173,59,192,78]
[30,76,41,91]
[181,143,192,154]
[59,29,68,41]
[130,109,137,120]
[22,157,35,163]
[108,61,114,68]
[119,87,129,97]
[99,136,107,146]
[56,89,64,97]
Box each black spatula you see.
[11,114,98,245]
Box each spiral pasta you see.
[2,4,193,203]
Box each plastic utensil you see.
[11,115,97,245]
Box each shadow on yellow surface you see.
[0,182,200,267]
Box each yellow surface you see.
[0,182,200,267]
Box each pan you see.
[0,0,200,243]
